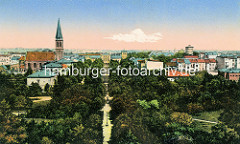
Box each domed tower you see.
[55,18,64,60]
[185,45,193,55]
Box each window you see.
[34,63,37,68]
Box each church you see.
[25,19,64,71]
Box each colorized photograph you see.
[0,0,240,144]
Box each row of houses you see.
[171,56,217,72]
[0,54,24,66]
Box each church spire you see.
[55,18,64,60]
[55,18,63,40]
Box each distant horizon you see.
[1,47,240,52]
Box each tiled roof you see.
[62,64,68,68]
[137,60,145,63]
[42,63,62,68]
[189,59,198,63]
[26,52,55,61]
[102,53,110,55]
[184,56,199,58]
[56,58,74,64]
[111,55,122,59]
[205,52,217,55]
[19,56,25,61]
[219,69,240,73]
[197,59,205,63]
[205,59,210,63]
[27,70,56,78]
[89,55,101,59]
[209,59,216,63]
[177,59,184,63]
[11,56,20,60]
[171,58,177,62]
[184,59,191,64]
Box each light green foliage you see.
[137,99,151,110]
[149,100,159,109]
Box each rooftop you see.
[219,69,240,73]
[42,62,63,68]
[184,56,198,59]
[27,70,56,78]
[26,52,55,61]
[56,58,74,64]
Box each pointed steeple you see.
[55,18,63,40]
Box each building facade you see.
[25,52,55,71]
[0,55,11,65]
[219,69,240,81]
[216,54,240,69]
[146,60,164,70]
[27,70,57,89]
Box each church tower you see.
[55,18,64,60]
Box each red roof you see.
[19,56,25,61]
[166,62,177,67]
[204,59,210,63]
[148,59,162,62]
[189,59,198,63]
[137,60,145,63]
[62,64,68,68]
[168,70,189,77]
[26,52,55,61]
[184,56,199,58]
[209,59,216,63]
[177,59,184,63]
[197,59,205,63]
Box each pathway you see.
[193,118,218,124]
[101,63,113,144]
[29,96,52,103]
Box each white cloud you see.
[104,28,162,43]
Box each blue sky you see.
[1,0,239,28]
[0,0,239,50]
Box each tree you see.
[0,99,11,119]
[41,137,53,144]
[24,67,33,77]
[14,95,27,116]
[44,83,50,94]
[28,82,42,97]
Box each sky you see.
[0,0,239,51]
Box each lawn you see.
[192,110,223,133]
[193,110,223,122]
